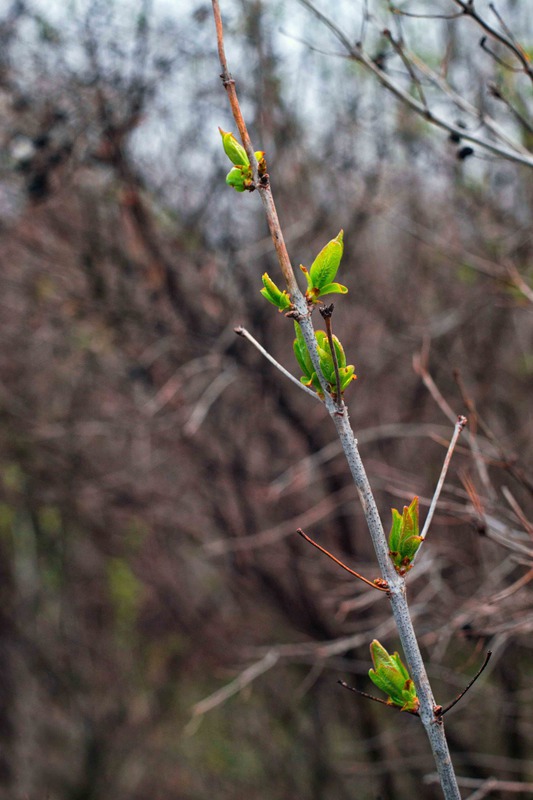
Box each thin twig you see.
[389,4,463,21]
[425,775,533,794]
[183,367,237,436]
[419,416,467,542]
[501,487,533,538]
[436,651,492,718]
[234,326,320,401]
[297,528,389,592]
[190,650,279,717]
[451,0,533,83]
[383,29,428,110]
[319,304,343,409]
[410,55,531,155]
[338,680,417,712]
[297,0,533,168]
[480,37,522,73]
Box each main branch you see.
[211,2,462,798]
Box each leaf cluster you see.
[388,497,422,575]
[368,640,420,714]
[293,322,356,398]
[219,127,265,192]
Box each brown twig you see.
[382,28,428,110]
[297,0,533,167]
[338,679,419,714]
[297,528,389,592]
[452,0,533,83]
[212,0,300,296]
[419,416,467,543]
[319,304,343,409]
[435,651,492,718]
[389,4,463,21]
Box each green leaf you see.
[339,365,356,391]
[317,282,348,297]
[332,335,346,368]
[388,497,422,575]
[299,264,315,292]
[260,273,291,311]
[219,127,250,166]
[309,230,344,291]
[293,322,314,380]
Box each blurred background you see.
[0,1,532,798]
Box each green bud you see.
[388,497,422,575]
[226,167,247,192]
[369,640,419,714]
[219,127,249,166]
[260,273,291,311]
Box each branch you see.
[419,416,467,543]
[211,4,462,797]
[234,326,320,401]
[297,528,389,592]
[435,651,492,718]
[297,0,533,168]
[452,0,533,83]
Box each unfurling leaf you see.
[260,273,292,311]
[368,640,419,714]
[310,230,344,289]
[293,322,314,382]
[317,282,348,298]
[388,497,422,575]
[219,127,249,166]
[301,231,348,303]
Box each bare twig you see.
[234,326,320,401]
[383,29,428,110]
[452,0,533,83]
[183,367,237,436]
[190,650,279,717]
[420,416,467,542]
[319,304,343,409]
[501,487,533,538]
[389,4,463,21]
[338,679,419,713]
[297,0,533,168]
[435,651,492,718]
[297,528,389,592]
[425,775,533,794]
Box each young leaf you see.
[339,365,356,391]
[317,282,348,298]
[293,322,314,380]
[388,497,422,575]
[332,335,346,368]
[299,264,315,292]
[260,273,291,311]
[309,230,344,292]
[219,127,249,166]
